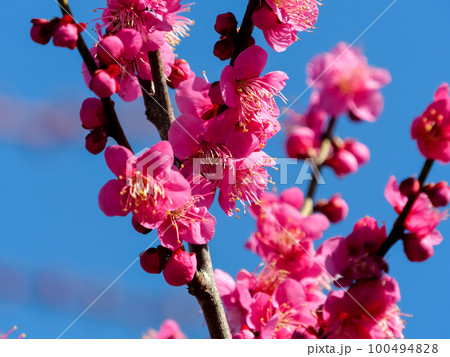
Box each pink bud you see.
[403,234,434,262]
[80,98,106,129]
[314,194,349,223]
[329,149,359,177]
[344,140,370,166]
[399,177,420,198]
[140,246,171,274]
[89,65,120,98]
[52,16,85,50]
[85,128,108,155]
[168,59,193,89]
[30,18,57,45]
[426,181,450,207]
[214,12,238,35]
[163,249,197,287]
[286,127,315,159]
[213,36,234,61]
[97,36,124,65]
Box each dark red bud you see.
[140,246,172,274]
[213,36,234,61]
[214,12,238,35]
[85,128,108,155]
[399,177,420,198]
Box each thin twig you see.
[301,116,338,215]
[57,0,132,152]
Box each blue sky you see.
[0,0,449,338]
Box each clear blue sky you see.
[0,0,449,338]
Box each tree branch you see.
[187,244,232,339]
[377,159,434,257]
[57,0,132,152]
[230,0,258,65]
[141,51,231,339]
[301,116,338,216]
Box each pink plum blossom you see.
[98,142,191,229]
[317,217,388,286]
[411,83,450,163]
[143,319,186,339]
[52,15,86,50]
[321,275,404,339]
[307,42,391,121]
[252,0,320,52]
[220,45,288,135]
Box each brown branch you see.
[57,0,132,152]
[230,0,258,65]
[187,244,232,339]
[301,116,338,215]
[141,51,231,338]
[377,159,434,257]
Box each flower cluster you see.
[215,188,330,338]
[169,45,287,216]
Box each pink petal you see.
[234,45,267,80]
[105,145,134,178]
[98,179,128,217]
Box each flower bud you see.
[399,177,420,198]
[213,36,234,61]
[30,18,57,45]
[344,139,370,166]
[425,181,450,207]
[403,234,435,262]
[80,98,106,129]
[85,128,108,155]
[163,249,197,286]
[140,246,171,274]
[52,15,85,50]
[168,59,193,89]
[286,127,315,159]
[314,194,349,223]
[329,149,358,177]
[214,12,238,35]
[97,35,124,65]
[89,65,120,98]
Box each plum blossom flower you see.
[321,275,404,339]
[220,45,288,134]
[101,0,193,50]
[411,83,450,163]
[98,142,191,229]
[317,217,388,286]
[157,188,216,251]
[307,42,391,121]
[168,112,274,216]
[245,279,318,339]
[252,0,321,52]
[143,319,186,339]
[385,176,447,262]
